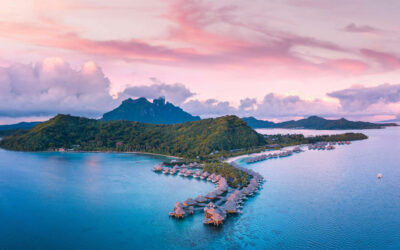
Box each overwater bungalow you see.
[183,198,197,207]
[293,146,302,153]
[201,171,210,180]
[170,202,186,219]
[207,173,216,181]
[153,164,163,172]
[178,169,186,176]
[214,189,224,196]
[204,202,227,226]
[194,171,202,178]
[162,167,170,174]
[205,192,217,200]
[224,200,238,214]
[195,195,207,203]
[184,170,193,177]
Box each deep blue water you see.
[1,128,400,249]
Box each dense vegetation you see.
[264,133,368,147]
[242,117,275,128]
[203,163,250,188]
[0,114,266,157]
[243,116,397,130]
[0,129,26,137]
[102,97,200,124]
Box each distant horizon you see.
[0,96,398,126]
[1,0,400,124]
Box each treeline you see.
[0,114,266,157]
[264,133,368,147]
[203,163,250,188]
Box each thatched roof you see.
[195,195,207,203]
[174,202,184,209]
[204,205,226,225]
[153,164,163,171]
[207,202,215,208]
[224,200,237,213]
[174,207,185,217]
[215,189,224,196]
[205,192,217,200]
[183,198,197,206]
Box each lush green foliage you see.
[264,133,368,147]
[243,116,397,130]
[0,129,27,137]
[0,114,266,157]
[242,116,275,128]
[102,97,200,124]
[203,163,250,188]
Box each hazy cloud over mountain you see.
[120,78,195,105]
[182,99,236,117]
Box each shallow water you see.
[1,128,400,249]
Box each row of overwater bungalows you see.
[245,148,300,164]
[155,161,265,226]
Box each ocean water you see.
[1,128,400,249]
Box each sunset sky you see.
[1,0,400,124]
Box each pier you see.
[153,161,264,226]
[245,141,351,164]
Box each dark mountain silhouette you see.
[102,97,200,124]
[243,116,397,130]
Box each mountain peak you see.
[307,115,324,120]
[102,97,200,124]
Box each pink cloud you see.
[343,23,378,33]
[322,59,369,74]
[0,0,396,78]
[361,49,400,70]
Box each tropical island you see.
[0,97,371,226]
[242,115,397,130]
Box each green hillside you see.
[0,114,266,157]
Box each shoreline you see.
[225,145,306,163]
[0,147,180,159]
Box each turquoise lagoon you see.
[1,127,400,249]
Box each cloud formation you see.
[182,99,236,117]
[0,0,389,76]
[182,93,339,119]
[0,58,115,118]
[361,49,400,70]
[328,83,400,112]
[120,78,195,105]
[1,58,400,123]
[343,23,378,33]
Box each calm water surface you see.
[1,128,400,249]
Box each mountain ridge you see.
[242,116,398,130]
[102,97,200,124]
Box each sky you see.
[1,0,400,124]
